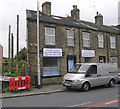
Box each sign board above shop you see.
[43,48,62,57]
[82,50,95,57]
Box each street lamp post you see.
[37,0,41,88]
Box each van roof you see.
[75,63,118,66]
[76,63,97,65]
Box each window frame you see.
[110,36,116,49]
[111,57,117,63]
[43,57,60,77]
[67,29,74,47]
[98,34,104,48]
[45,27,55,45]
[99,56,106,63]
[82,32,90,48]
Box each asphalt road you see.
[2,84,120,108]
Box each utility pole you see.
[37,0,41,88]
[8,25,11,59]
[8,25,11,73]
[10,33,14,73]
[16,15,19,74]
[17,15,19,59]
[11,33,14,60]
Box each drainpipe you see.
[106,34,109,63]
[79,29,81,63]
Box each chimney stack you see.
[95,12,103,26]
[42,2,51,16]
[71,5,80,21]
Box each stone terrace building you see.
[26,2,120,85]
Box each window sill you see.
[98,47,105,49]
[42,75,62,78]
[44,45,56,48]
[110,48,116,50]
[67,46,75,48]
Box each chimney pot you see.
[73,5,77,9]
[97,11,99,15]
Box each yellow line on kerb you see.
[105,100,118,105]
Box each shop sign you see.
[82,50,95,57]
[43,48,62,57]
[0,76,10,81]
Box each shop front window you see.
[43,58,60,77]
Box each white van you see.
[62,63,119,91]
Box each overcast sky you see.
[0,0,119,57]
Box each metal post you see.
[37,0,41,88]
[8,25,11,73]
[17,15,19,55]
[11,33,14,59]
[8,25,11,59]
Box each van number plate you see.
[65,83,70,86]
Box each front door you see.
[68,59,74,72]
[67,55,76,72]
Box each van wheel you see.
[81,82,90,92]
[109,79,115,87]
[66,87,71,90]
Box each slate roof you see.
[26,9,120,35]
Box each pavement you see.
[1,84,66,99]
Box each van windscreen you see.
[70,64,81,72]
[78,65,90,73]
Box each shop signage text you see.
[43,48,62,57]
[82,50,95,57]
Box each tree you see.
[3,47,27,76]
[15,47,27,61]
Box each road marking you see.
[105,99,118,105]
[69,102,92,107]
[87,99,119,108]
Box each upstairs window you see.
[98,34,104,48]
[110,36,116,49]
[82,32,90,47]
[45,27,55,45]
[67,30,74,46]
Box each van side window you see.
[89,65,97,74]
